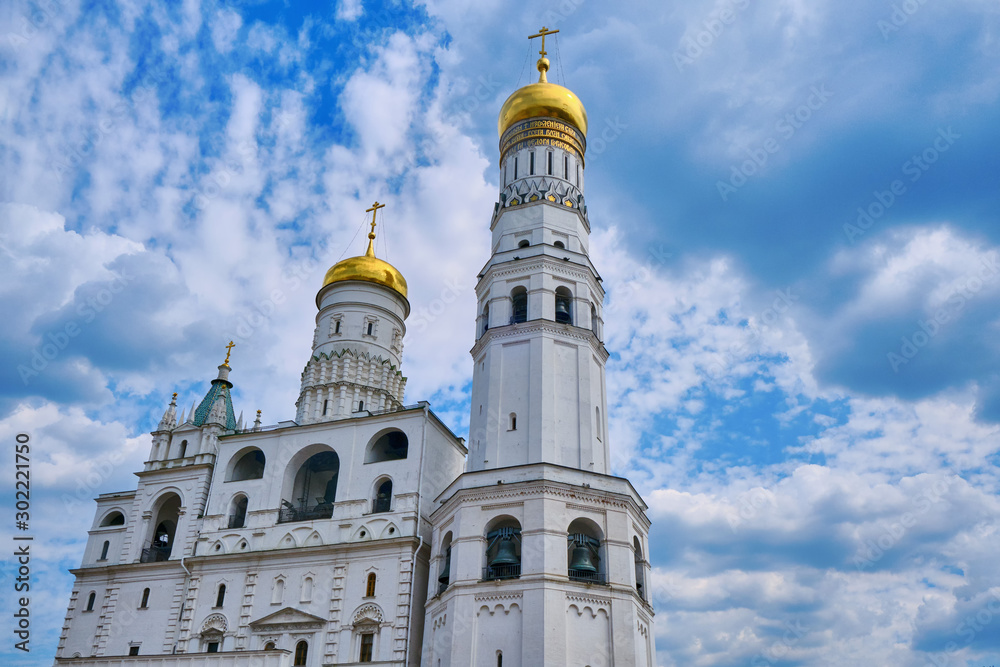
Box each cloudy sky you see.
[3,0,1000,665]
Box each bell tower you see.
[467,26,609,475]
[422,29,656,667]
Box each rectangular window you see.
[207,642,219,653]
[360,633,374,662]
[576,163,580,186]
[504,163,508,185]
[529,151,535,175]
[335,320,341,334]
[129,647,140,656]
[564,155,569,179]
[547,151,553,175]
[514,157,518,179]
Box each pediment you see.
[250,607,326,631]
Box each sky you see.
[2,0,1000,665]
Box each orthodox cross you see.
[223,340,235,365]
[366,201,385,236]
[528,26,559,58]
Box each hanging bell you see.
[569,544,597,573]
[438,560,450,585]
[489,537,520,566]
[555,300,571,323]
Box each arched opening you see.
[263,641,276,651]
[100,511,125,527]
[372,479,392,513]
[437,532,453,594]
[142,493,181,563]
[85,592,96,612]
[365,430,408,463]
[567,518,605,584]
[228,449,265,481]
[366,572,377,597]
[553,240,565,249]
[358,399,365,412]
[280,450,339,523]
[484,516,521,581]
[590,303,599,336]
[215,584,226,608]
[272,578,285,605]
[481,302,490,336]
[294,640,308,666]
[555,286,573,324]
[228,494,249,529]
[177,440,187,458]
[518,239,530,248]
[510,287,527,324]
[99,540,110,561]
[509,413,517,431]
[634,536,646,600]
[497,651,503,667]
[140,588,149,608]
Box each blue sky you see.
[2,0,1000,665]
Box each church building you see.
[54,29,656,667]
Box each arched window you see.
[85,592,96,612]
[100,511,125,527]
[366,572,377,597]
[518,239,529,248]
[484,516,522,580]
[228,495,248,529]
[215,584,226,608]
[272,578,285,605]
[568,518,605,584]
[438,532,453,594]
[228,449,265,481]
[634,536,646,600]
[264,642,276,651]
[553,240,565,249]
[366,322,374,335]
[294,640,308,666]
[510,287,527,324]
[481,302,490,336]
[281,450,340,523]
[358,400,365,411]
[323,399,330,416]
[365,430,408,463]
[590,303,599,336]
[373,480,392,513]
[555,287,573,324]
[509,413,517,431]
[178,440,187,458]
[140,588,150,608]
[142,493,181,563]
[498,651,504,667]
[99,540,110,560]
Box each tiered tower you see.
[422,28,656,667]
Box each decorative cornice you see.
[566,592,611,608]
[470,320,609,362]
[475,592,523,603]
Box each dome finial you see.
[223,340,235,367]
[529,26,559,83]
[364,200,385,258]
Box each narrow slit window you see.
[547,151,553,175]
[335,319,341,334]
[367,322,374,335]
[530,151,535,175]
[564,155,569,179]
[99,541,109,560]
[322,399,330,416]
[366,572,377,597]
[86,592,96,612]
[215,584,226,608]
[509,413,517,431]
[514,157,518,179]
[140,588,150,608]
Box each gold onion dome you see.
[322,226,407,299]
[497,56,588,138]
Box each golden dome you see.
[322,233,407,299]
[498,57,588,138]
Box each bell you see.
[438,557,450,585]
[569,544,597,573]
[489,538,519,566]
[555,300,571,323]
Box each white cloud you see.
[210,8,243,54]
